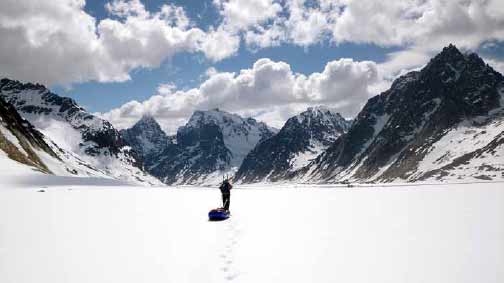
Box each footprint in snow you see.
[219,219,240,281]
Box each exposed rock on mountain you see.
[143,109,277,185]
[0,96,115,178]
[0,78,161,185]
[235,106,351,183]
[0,95,56,173]
[299,44,504,183]
[120,114,171,165]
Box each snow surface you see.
[0,150,43,176]
[411,106,504,181]
[1,182,503,283]
[289,141,324,171]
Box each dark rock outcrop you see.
[235,106,351,183]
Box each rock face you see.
[0,95,57,173]
[0,78,161,185]
[235,106,351,183]
[142,109,277,185]
[299,44,504,183]
[120,115,171,166]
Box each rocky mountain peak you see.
[421,44,492,84]
[284,106,350,137]
[133,114,164,132]
[0,78,47,93]
[120,115,170,159]
[139,109,277,185]
[306,105,333,113]
[438,44,464,60]
[302,106,341,121]
[235,106,351,183]
[297,45,504,184]
[181,109,276,165]
[187,109,241,128]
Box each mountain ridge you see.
[122,109,277,185]
[295,44,504,183]
[0,78,161,185]
[235,106,351,183]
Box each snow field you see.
[0,183,503,283]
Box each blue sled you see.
[209,208,230,221]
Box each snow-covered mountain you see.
[145,109,277,185]
[3,45,502,185]
[298,44,504,183]
[235,106,351,183]
[0,78,161,185]
[0,95,117,178]
[120,114,171,165]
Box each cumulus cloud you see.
[262,0,504,49]
[235,0,504,69]
[214,0,282,31]
[198,26,240,61]
[283,0,334,46]
[2,0,503,87]
[0,0,239,86]
[99,57,377,133]
[3,0,504,133]
[245,21,286,49]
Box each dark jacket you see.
[220,180,232,194]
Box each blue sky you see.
[1,0,504,132]
[55,42,397,113]
[54,0,398,113]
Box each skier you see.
[219,178,232,212]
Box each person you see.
[219,178,232,212]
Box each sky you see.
[1,0,504,133]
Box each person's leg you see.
[222,194,226,208]
[224,194,230,211]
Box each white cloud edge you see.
[2,0,504,133]
[2,0,504,86]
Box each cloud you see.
[235,0,504,67]
[484,58,504,75]
[213,0,282,31]
[244,21,286,49]
[283,0,333,46]
[198,26,240,61]
[0,0,239,86]
[205,0,504,89]
[276,0,504,49]
[99,57,377,133]
[2,0,503,87]
[97,0,207,77]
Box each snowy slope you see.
[0,182,503,283]
[235,106,351,183]
[0,78,161,185]
[0,95,113,179]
